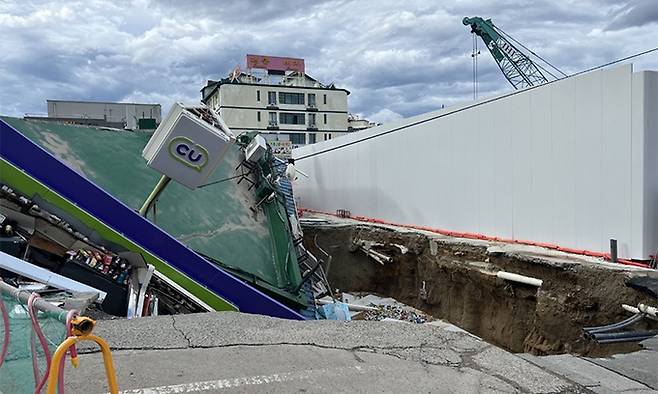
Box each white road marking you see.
[117,364,381,393]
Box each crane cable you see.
[295,45,658,162]
[471,32,480,99]
[472,33,476,100]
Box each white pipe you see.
[638,303,658,317]
[316,298,378,312]
[621,303,658,321]
[496,271,543,287]
[622,303,640,314]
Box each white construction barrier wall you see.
[293,65,658,260]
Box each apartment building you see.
[201,55,350,147]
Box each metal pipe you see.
[0,280,69,321]
[138,175,171,217]
[0,251,106,301]
[496,271,543,287]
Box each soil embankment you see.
[303,221,658,356]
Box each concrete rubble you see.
[341,292,430,323]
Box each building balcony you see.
[267,122,279,130]
[307,125,318,131]
[306,105,318,111]
[267,104,279,109]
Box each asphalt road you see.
[57,312,655,393]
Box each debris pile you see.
[0,182,205,318]
[66,249,131,285]
[341,293,431,324]
[362,304,428,323]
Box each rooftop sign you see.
[246,54,305,74]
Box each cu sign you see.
[168,136,209,172]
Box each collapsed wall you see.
[293,65,658,260]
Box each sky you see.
[1,0,657,124]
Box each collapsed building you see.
[0,103,333,320]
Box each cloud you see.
[0,0,657,121]
[606,0,658,30]
[368,108,403,124]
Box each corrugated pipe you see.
[300,208,652,269]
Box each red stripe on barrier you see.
[300,208,652,269]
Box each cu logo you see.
[168,136,209,172]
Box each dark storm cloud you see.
[1,0,657,124]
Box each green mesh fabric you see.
[0,293,66,394]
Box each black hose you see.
[597,334,658,344]
[591,330,658,340]
[583,313,645,334]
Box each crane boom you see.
[463,16,548,90]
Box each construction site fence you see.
[0,280,67,394]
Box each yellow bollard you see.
[46,334,119,394]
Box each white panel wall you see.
[293,65,658,260]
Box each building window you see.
[269,112,277,125]
[323,114,327,124]
[268,91,277,105]
[279,112,305,125]
[308,113,316,127]
[289,133,306,145]
[323,94,327,105]
[279,92,305,105]
[257,111,261,122]
[308,93,316,107]
[308,133,316,144]
[257,90,261,101]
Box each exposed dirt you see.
[303,222,658,356]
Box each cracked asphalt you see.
[60,312,649,393]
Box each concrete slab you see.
[521,353,655,393]
[473,347,574,393]
[586,350,658,390]
[64,312,584,393]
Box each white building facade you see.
[294,65,658,261]
[202,72,350,147]
[46,100,161,130]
